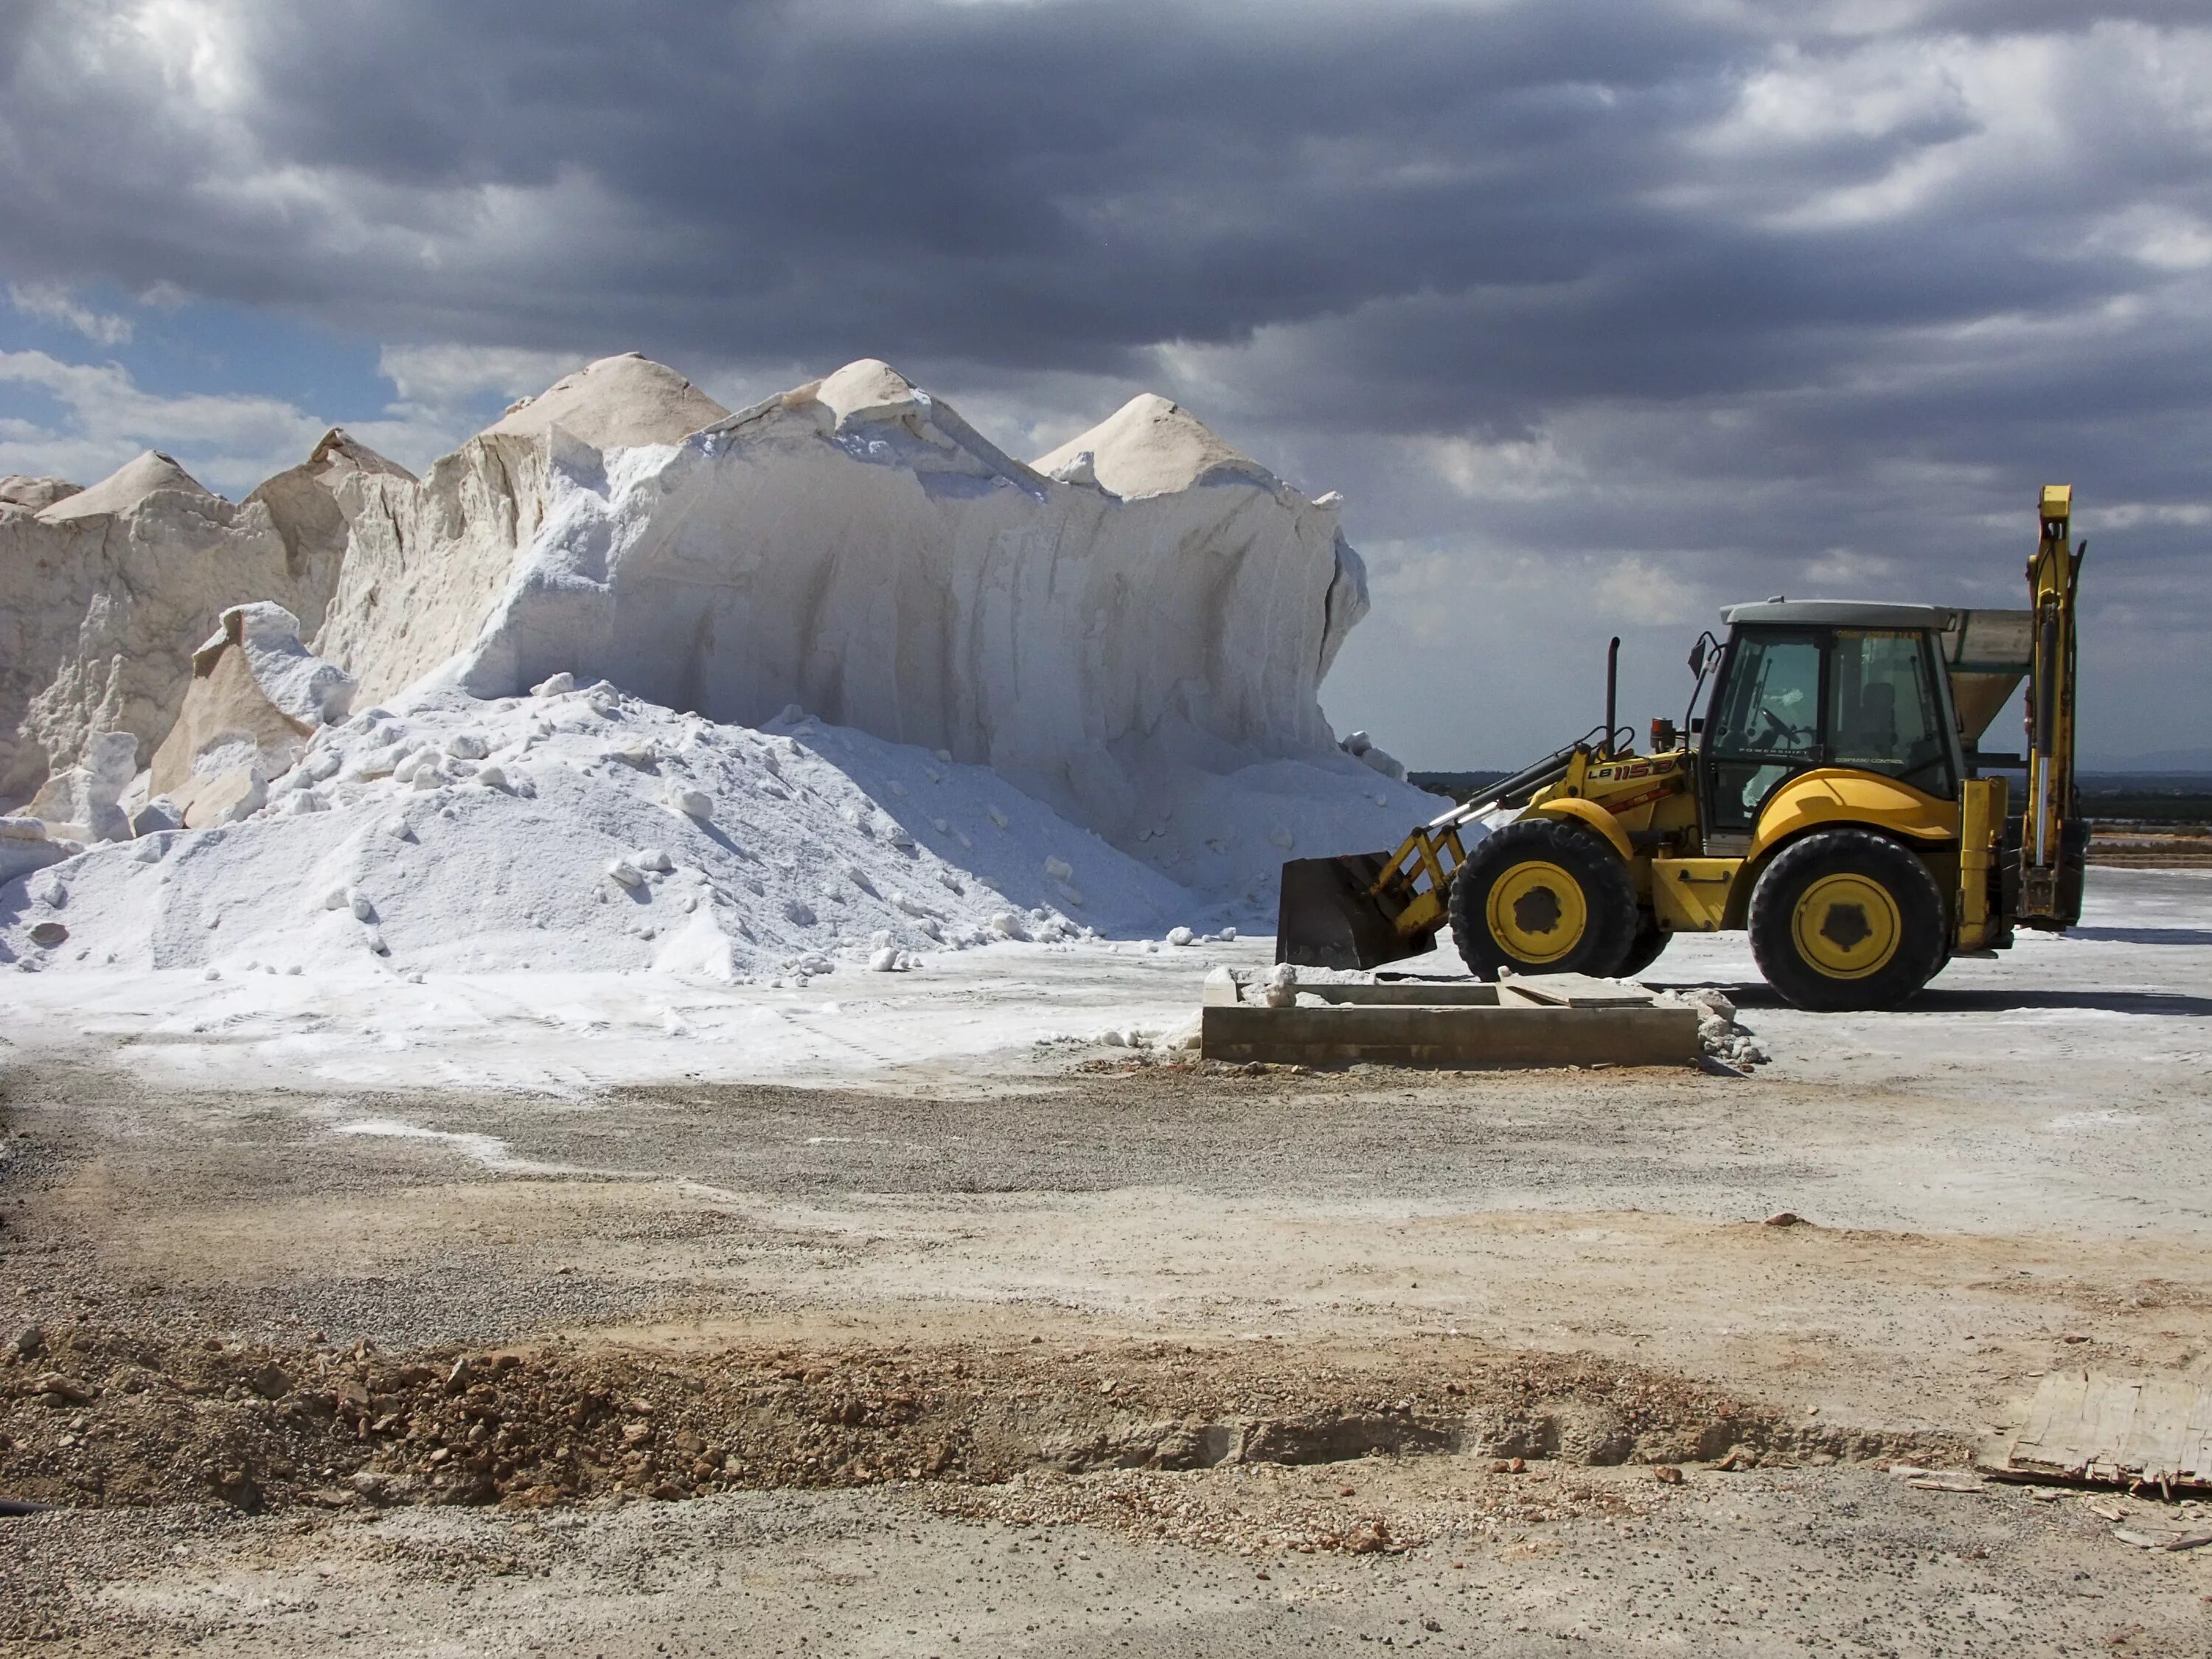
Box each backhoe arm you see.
[2018,483,2086,928]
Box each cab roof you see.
[1720,599,1955,630]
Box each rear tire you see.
[1748,829,1947,1011]
[1615,912,1671,979]
[1449,818,1637,980]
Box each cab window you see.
[1706,633,1820,828]
[1829,630,1952,797]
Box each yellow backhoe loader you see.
[1278,486,2087,1011]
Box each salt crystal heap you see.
[312,355,1382,867]
[0,435,400,811]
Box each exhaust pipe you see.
[1603,636,1620,759]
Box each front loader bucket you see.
[1275,853,1436,971]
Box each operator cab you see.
[1696,601,1965,846]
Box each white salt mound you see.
[1,684,1188,978]
[1,437,369,812]
[35,451,215,523]
[485,352,729,450]
[1,350,1455,978]
[307,353,1415,885]
[1032,393,1278,501]
[0,476,83,512]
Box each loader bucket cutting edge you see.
[1275,853,1436,971]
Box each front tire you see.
[1449,818,1637,980]
[1748,829,1947,1011]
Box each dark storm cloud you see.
[6,4,2203,400]
[2,0,2207,763]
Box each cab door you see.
[1700,627,1826,844]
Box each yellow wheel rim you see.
[1791,872,1901,980]
[1486,860,1587,965]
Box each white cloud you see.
[375,343,586,410]
[7,282,134,346]
[0,347,325,493]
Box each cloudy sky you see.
[3,1,2206,768]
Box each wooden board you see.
[1496,973,1660,1009]
[1978,1370,2212,1492]
[1292,982,1501,1007]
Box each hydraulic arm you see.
[2018,484,2087,928]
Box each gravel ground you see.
[1,868,2209,1653]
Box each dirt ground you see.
[3,869,2211,1654]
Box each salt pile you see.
[311,355,1397,865]
[7,661,1198,979]
[2,352,1449,979]
[0,433,395,809]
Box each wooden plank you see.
[1979,1371,2212,1492]
[1200,1003,1699,1070]
[1495,973,1659,1009]
[1294,983,1503,1007]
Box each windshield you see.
[1829,629,1951,796]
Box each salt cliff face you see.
[313,355,1374,849]
[0,438,387,811]
[147,602,358,829]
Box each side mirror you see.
[1687,637,1708,677]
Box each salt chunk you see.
[347,888,376,922]
[888,780,908,796]
[606,859,644,888]
[989,911,1025,939]
[933,749,952,763]
[343,742,406,782]
[1269,827,1295,849]
[635,847,673,873]
[931,818,950,834]
[987,804,1009,830]
[532,672,576,696]
[445,733,490,760]
[475,764,509,791]
[1219,927,1237,942]
[668,787,712,818]
[1044,855,1074,882]
[1166,925,1195,947]
[783,898,817,927]
[130,798,184,837]
[280,790,327,815]
[323,888,347,910]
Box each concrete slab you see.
[1200,999,1698,1068]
